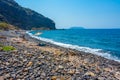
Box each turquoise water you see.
[27,29,120,62]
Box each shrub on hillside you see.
[0,22,19,30]
[2,46,16,51]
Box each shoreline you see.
[26,32,120,66]
[27,30,120,62]
[0,30,120,80]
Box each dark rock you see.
[38,43,46,47]
[0,0,56,30]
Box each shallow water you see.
[27,29,120,62]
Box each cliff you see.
[0,0,56,30]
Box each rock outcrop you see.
[0,0,56,30]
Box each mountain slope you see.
[0,22,18,30]
[0,0,56,30]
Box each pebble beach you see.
[0,30,120,80]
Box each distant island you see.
[69,26,85,29]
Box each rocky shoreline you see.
[0,30,120,80]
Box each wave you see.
[26,31,120,62]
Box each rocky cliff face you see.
[0,0,56,30]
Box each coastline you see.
[26,31,120,66]
[0,30,120,80]
[27,30,120,62]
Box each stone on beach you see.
[104,67,112,72]
[0,36,7,39]
[54,50,63,56]
[51,76,57,80]
[0,30,120,80]
[0,76,4,80]
[51,76,64,80]
[26,53,33,57]
[115,72,120,80]
[4,73,10,79]
[58,65,64,69]
[38,43,46,47]
[69,51,76,56]
[27,61,33,67]
[68,69,75,75]
[85,71,96,77]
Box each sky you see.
[15,0,120,29]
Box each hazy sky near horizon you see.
[15,0,120,29]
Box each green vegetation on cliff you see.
[0,22,18,30]
[0,42,16,51]
[2,46,16,51]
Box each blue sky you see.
[15,0,120,29]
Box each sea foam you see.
[26,31,120,62]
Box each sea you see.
[27,29,120,62]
